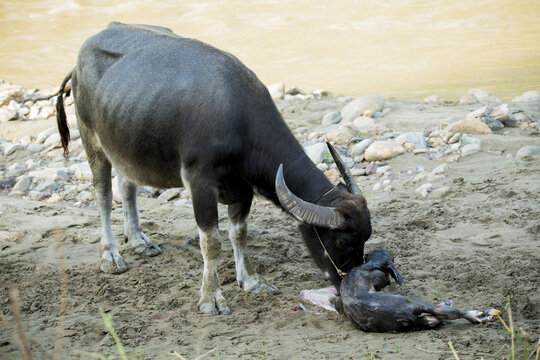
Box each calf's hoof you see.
[100,251,128,274]
[241,275,279,294]
[127,233,162,257]
[199,302,231,316]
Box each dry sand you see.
[0,95,539,359]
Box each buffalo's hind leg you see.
[228,195,278,294]
[117,174,161,256]
[81,130,128,274]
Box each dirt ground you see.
[1,97,539,359]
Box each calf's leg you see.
[117,174,161,256]
[228,197,278,294]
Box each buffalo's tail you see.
[56,70,73,158]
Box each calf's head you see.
[275,143,372,290]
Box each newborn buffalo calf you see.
[335,249,500,332]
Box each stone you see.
[364,141,405,162]
[467,88,502,103]
[19,136,33,145]
[415,183,433,199]
[341,156,355,168]
[376,165,391,175]
[459,93,478,105]
[286,87,306,96]
[0,108,18,123]
[372,183,382,191]
[325,124,357,144]
[158,188,181,203]
[444,118,492,135]
[364,162,378,175]
[516,145,540,160]
[43,133,61,148]
[267,83,285,100]
[0,84,25,106]
[28,191,51,201]
[46,193,62,203]
[34,181,58,193]
[460,136,482,146]
[424,95,441,103]
[37,127,58,144]
[431,163,448,175]
[70,163,93,181]
[77,191,94,202]
[28,168,62,181]
[39,106,55,119]
[432,186,451,199]
[351,139,373,156]
[322,111,342,125]
[489,103,510,122]
[316,163,328,172]
[11,176,32,193]
[304,142,330,164]
[352,116,388,134]
[341,94,385,123]
[27,144,44,153]
[7,163,26,177]
[448,132,461,144]
[512,90,540,102]
[5,143,25,156]
[461,143,481,157]
[324,168,339,183]
[394,132,427,150]
[0,231,24,242]
[466,105,491,120]
[482,117,504,131]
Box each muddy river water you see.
[1,0,539,100]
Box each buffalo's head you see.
[275,143,372,291]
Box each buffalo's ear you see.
[388,261,403,285]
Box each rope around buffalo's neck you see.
[313,226,347,278]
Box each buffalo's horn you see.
[275,164,346,230]
[327,142,362,195]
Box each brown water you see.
[1,0,539,100]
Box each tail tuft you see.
[56,71,73,158]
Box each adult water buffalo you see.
[56,22,371,315]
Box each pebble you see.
[512,90,540,102]
[0,108,18,123]
[267,83,285,100]
[424,95,441,103]
[376,165,391,175]
[158,188,181,203]
[372,183,382,191]
[37,127,57,144]
[444,118,492,135]
[459,93,478,105]
[431,163,448,175]
[4,143,25,156]
[27,144,44,153]
[11,176,32,193]
[461,143,481,157]
[467,88,502,103]
[432,186,450,199]
[305,142,330,164]
[7,163,26,177]
[325,124,357,144]
[394,132,427,150]
[460,136,482,146]
[69,163,93,181]
[34,180,58,193]
[516,145,540,160]
[341,94,385,123]
[43,133,61,148]
[482,116,504,131]
[448,132,461,144]
[322,111,342,125]
[364,141,405,162]
[415,183,432,199]
[0,83,25,106]
[28,191,51,201]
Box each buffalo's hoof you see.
[100,251,128,274]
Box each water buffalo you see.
[56,22,371,315]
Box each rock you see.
[0,84,25,106]
[341,94,385,122]
[46,193,62,203]
[325,124,357,144]
[4,143,25,156]
[304,142,330,164]
[461,143,481,157]
[394,132,427,150]
[158,188,181,203]
[466,105,491,120]
[28,168,62,181]
[37,127,57,144]
[459,93,478,105]
[34,181,58,193]
[352,116,388,134]
[482,117,504,131]
[512,90,540,102]
[415,183,432,199]
[448,132,461,144]
[460,136,482,146]
[322,111,341,125]
[431,163,448,175]
[364,162,378,175]
[351,139,373,156]
[432,186,451,199]
[0,108,18,123]
[364,141,405,162]
[19,136,33,145]
[489,103,510,122]
[0,231,24,242]
[341,156,355,168]
[77,191,94,202]
[28,191,51,201]
[444,118,492,135]
[39,106,55,119]
[267,83,285,100]
[286,87,306,96]
[27,144,44,153]
[70,163,93,181]
[11,176,32,193]
[313,89,331,98]
[316,163,328,172]
[43,133,61,148]
[376,165,391,175]
[467,88,502,103]
[516,145,540,160]
[424,95,441,103]
[324,168,339,183]
[18,107,30,118]
[7,163,26,177]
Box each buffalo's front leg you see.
[228,197,278,294]
[188,176,230,315]
[117,174,161,256]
